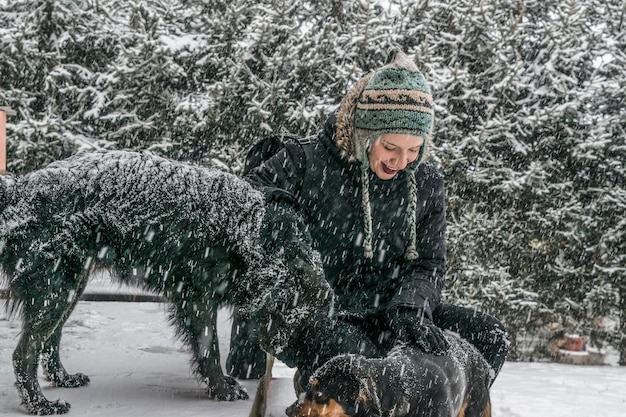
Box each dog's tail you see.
[0,173,16,214]
[0,174,17,307]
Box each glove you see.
[387,307,450,355]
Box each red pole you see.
[0,106,16,175]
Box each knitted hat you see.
[335,50,435,260]
[354,50,434,170]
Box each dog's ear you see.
[330,356,382,417]
[353,377,381,417]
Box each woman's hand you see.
[387,307,449,355]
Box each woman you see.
[238,50,509,388]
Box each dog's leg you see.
[14,331,72,415]
[460,393,492,417]
[170,287,249,401]
[12,257,87,415]
[41,274,90,388]
[41,325,90,388]
[14,300,74,414]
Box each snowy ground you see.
[1,277,624,416]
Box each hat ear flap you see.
[336,72,374,162]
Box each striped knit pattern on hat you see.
[354,50,434,260]
[353,50,434,170]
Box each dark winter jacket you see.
[246,112,447,320]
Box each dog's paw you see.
[206,375,249,401]
[51,372,90,388]
[45,369,90,388]
[16,377,72,415]
[25,399,71,415]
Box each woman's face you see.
[367,133,425,180]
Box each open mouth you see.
[382,163,398,175]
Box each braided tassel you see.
[406,173,419,260]
[361,168,374,259]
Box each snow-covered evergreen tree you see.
[0,0,107,172]
[411,0,625,360]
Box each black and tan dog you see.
[0,150,330,415]
[287,332,492,417]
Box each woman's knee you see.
[433,304,510,376]
[473,312,510,381]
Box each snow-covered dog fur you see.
[0,150,329,415]
[288,333,492,417]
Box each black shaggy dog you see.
[287,333,492,417]
[0,150,331,415]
